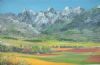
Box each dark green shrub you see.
[0,44,11,52]
[32,46,52,54]
[2,36,18,40]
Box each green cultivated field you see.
[0,36,100,65]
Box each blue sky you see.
[0,0,100,13]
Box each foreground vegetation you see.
[0,36,100,65]
[0,53,29,65]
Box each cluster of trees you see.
[0,44,23,52]
[32,46,52,54]
[0,43,52,54]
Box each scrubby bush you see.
[32,46,52,54]
[24,39,42,42]
[0,44,23,52]
[0,44,11,52]
[2,36,18,40]
[0,55,29,65]
[11,46,23,52]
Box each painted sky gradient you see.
[0,0,100,13]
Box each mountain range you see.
[0,6,100,41]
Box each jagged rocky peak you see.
[17,8,37,24]
[22,8,36,15]
[73,6,84,14]
[62,6,72,15]
[38,11,46,17]
[64,6,71,11]
[47,7,54,11]
[47,7,56,13]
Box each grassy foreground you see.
[0,52,75,65]
[0,36,100,65]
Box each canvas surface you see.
[0,0,100,65]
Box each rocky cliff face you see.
[0,6,100,40]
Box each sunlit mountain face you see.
[0,0,100,41]
[0,5,100,42]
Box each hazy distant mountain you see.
[0,13,39,37]
[0,6,100,41]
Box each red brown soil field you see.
[36,53,60,56]
[54,47,100,53]
[69,48,100,53]
[86,55,100,63]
